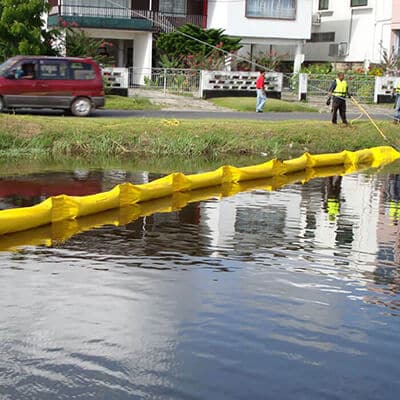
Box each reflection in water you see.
[1,170,400,399]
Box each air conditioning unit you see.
[338,42,348,57]
[329,42,348,58]
[312,12,321,25]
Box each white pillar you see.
[133,32,153,85]
[293,43,304,73]
[298,73,308,101]
[118,39,124,67]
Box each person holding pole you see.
[328,72,350,125]
[256,70,267,113]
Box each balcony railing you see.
[49,5,206,31]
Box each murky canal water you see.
[1,166,400,399]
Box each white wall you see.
[82,28,152,72]
[207,0,313,42]
[304,0,392,64]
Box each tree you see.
[59,21,114,66]
[156,24,242,67]
[0,0,57,61]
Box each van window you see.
[70,62,95,80]
[0,57,18,77]
[15,62,36,80]
[38,61,69,80]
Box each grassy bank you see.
[209,97,317,112]
[0,114,398,160]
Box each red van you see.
[0,56,105,117]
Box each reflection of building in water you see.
[11,168,396,283]
[377,174,400,265]
[312,174,379,272]
[201,174,381,276]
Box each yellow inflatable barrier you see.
[0,159,396,252]
[0,146,399,242]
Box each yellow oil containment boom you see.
[0,146,399,246]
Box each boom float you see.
[0,146,399,248]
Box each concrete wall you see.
[304,0,392,65]
[207,0,313,42]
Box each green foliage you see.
[157,24,242,67]
[0,0,58,61]
[254,50,286,72]
[159,54,183,68]
[301,63,333,74]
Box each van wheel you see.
[71,97,92,117]
[0,97,5,113]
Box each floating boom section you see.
[0,146,399,242]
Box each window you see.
[351,0,367,6]
[319,0,329,10]
[67,0,129,7]
[15,62,36,80]
[246,0,296,20]
[159,0,187,15]
[307,32,335,42]
[0,57,18,77]
[70,62,95,80]
[38,61,69,80]
[65,0,130,18]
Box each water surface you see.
[1,167,400,399]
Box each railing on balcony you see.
[49,5,206,32]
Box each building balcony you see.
[48,5,206,32]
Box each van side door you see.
[36,59,72,108]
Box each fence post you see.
[163,68,167,95]
[199,70,204,98]
[298,73,307,101]
[374,76,380,104]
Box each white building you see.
[47,0,208,82]
[304,0,393,68]
[207,0,313,72]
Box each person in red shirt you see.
[256,70,267,112]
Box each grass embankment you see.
[104,95,160,110]
[0,114,398,160]
[209,97,318,112]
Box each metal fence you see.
[281,73,298,100]
[103,66,381,102]
[129,68,201,95]
[307,74,376,103]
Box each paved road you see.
[8,109,391,120]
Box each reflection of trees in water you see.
[62,202,214,261]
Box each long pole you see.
[350,95,391,143]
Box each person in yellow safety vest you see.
[393,80,400,124]
[325,176,342,222]
[387,174,400,222]
[327,197,340,222]
[327,72,350,125]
